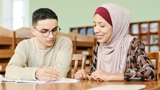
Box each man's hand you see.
[35,67,60,81]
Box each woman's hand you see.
[74,69,89,80]
[91,69,111,81]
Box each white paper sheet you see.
[15,78,79,83]
[0,74,79,83]
[2,78,15,82]
[0,74,15,82]
[87,85,146,90]
[15,79,45,83]
[51,78,79,83]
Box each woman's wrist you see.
[106,73,124,81]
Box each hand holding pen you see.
[74,69,91,80]
[35,66,60,81]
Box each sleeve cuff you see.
[33,68,39,80]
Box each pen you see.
[86,75,91,80]
[60,75,68,80]
[43,66,68,80]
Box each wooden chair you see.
[70,54,87,78]
[68,33,95,65]
[146,52,160,80]
[14,27,34,47]
[58,33,76,54]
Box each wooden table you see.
[0,80,160,90]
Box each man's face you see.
[32,19,58,50]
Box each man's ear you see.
[30,27,36,36]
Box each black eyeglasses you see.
[34,26,61,37]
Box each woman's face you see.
[93,14,113,43]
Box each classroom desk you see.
[0,80,159,90]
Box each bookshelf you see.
[70,26,94,35]
[129,21,160,52]
[70,20,160,52]
[70,26,96,56]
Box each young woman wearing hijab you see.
[74,3,157,81]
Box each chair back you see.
[58,33,77,53]
[70,54,87,78]
[146,52,160,80]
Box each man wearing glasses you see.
[5,8,73,81]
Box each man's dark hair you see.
[32,8,58,26]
